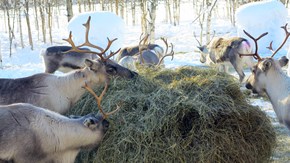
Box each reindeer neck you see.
[57,119,100,150]
[38,114,100,151]
[56,69,89,104]
[264,68,290,119]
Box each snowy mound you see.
[235,0,288,57]
[67,12,125,54]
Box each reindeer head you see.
[196,45,210,63]
[245,57,288,94]
[81,59,107,87]
[63,16,137,79]
[194,32,215,64]
[69,113,110,148]
[241,24,290,94]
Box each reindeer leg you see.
[230,55,245,82]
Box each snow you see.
[236,0,288,57]
[0,0,289,146]
[67,11,125,53]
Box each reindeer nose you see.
[102,119,110,132]
[245,83,253,89]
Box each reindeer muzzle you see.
[245,83,252,90]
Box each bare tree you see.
[39,0,46,43]
[205,0,218,42]
[173,0,180,26]
[47,1,53,44]
[23,0,34,50]
[140,0,148,34]
[78,0,82,13]
[33,0,40,40]
[165,0,172,24]
[115,0,119,15]
[226,0,237,26]
[17,2,24,48]
[66,0,73,21]
[131,0,136,25]
[3,0,16,56]
[147,0,157,42]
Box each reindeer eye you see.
[106,66,116,74]
[90,68,98,72]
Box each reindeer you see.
[41,16,137,79]
[0,17,123,114]
[0,82,119,163]
[241,24,290,130]
[118,34,174,70]
[116,44,164,62]
[0,59,106,114]
[195,34,255,82]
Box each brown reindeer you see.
[0,82,119,163]
[241,24,290,130]
[195,34,255,82]
[41,16,137,79]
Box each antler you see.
[83,81,120,119]
[269,24,290,58]
[138,33,150,64]
[239,30,268,61]
[157,37,174,66]
[193,32,202,46]
[63,16,121,61]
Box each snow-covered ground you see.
[0,0,290,161]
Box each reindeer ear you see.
[84,59,94,68]
[279,56,289,67]
[197,46,204,52]
[262,59,272,71]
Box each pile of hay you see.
[69,66,276,163]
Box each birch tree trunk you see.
[198,0,206,45]
[206,0,218,43]
[131,0,136,25]
[120,0,124,19]
[100,0,105,11]
[33,0,40,40]
[78,0,82,13]
[66,0,73,22]
[165,0,172,24]
[18,6,24,48]
[173,0,180,26]
[110,0,113,12]
[147,0,157,43]
[4,1,14,56]
[115,0,119,15]
[47,2,53,44]
[24,0,34,50]
[140,0,148,34]
[39,2,46,43]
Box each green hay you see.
[69,66,276,163]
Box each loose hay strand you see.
[69,66,276,163]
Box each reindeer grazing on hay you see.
[0,17,122,114]
[118,34,174,71]
[116,44,164,63]
[241,24,290,130]
[195,34,255,82]
[41,16,137,79]
[0,81,119,163]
